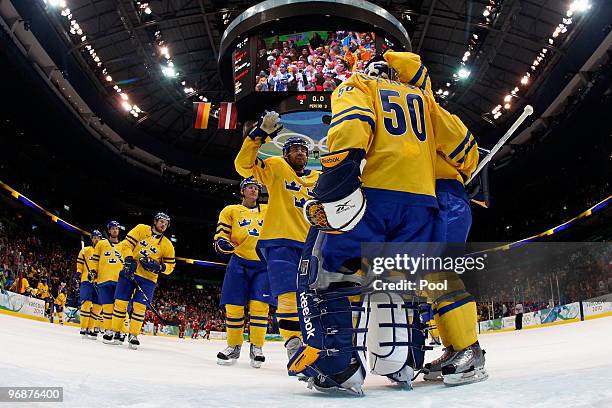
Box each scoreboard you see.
[277,93,331,113]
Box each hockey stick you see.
[467,105,534,184]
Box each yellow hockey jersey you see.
[123,224,176,283]
[327,51,478,206]
[214,203,268,261]
[235,139,320,247]
[36,282,50,299]
[54,293,67,307]
[91,239,132,284]
[77,245,97,283]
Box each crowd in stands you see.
[473,243,612,321]
[255,31,375,92]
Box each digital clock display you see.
[278,93,331,113]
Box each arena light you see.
[105,75,112,82]
[120,93,129,101]
[144,7,152,14]
[458,68,471,79]
[570,0,591,13]
[162,66,177,77]
[521,76,529,85]
[483,9,490,17]
[121,101,132,111]
[504,95,512,102]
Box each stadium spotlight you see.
[458,68,471,79]
[105,75,112,82]
[483,9,490,17]
[144,7,152,14]
[521,76,529,85]
[121,101,132,111]
[504,103,511,110]
[570,0,591,13]
[162,66,177,77]
[504,95,512,102]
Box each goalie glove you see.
[214,238,236,255]
[139,257,165,274]
[303,149,367,233]
[248,110,283,141]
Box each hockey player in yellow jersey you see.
[90,221,132,345]
[76,230,102,339]
[289,51,484,394]
[36,277,52,318]
[109,213,176,349]
[214,178,272,368]
[235,116,320,357]
[51,287,67,325]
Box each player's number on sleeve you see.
[379,90,426,141]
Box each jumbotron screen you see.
[253,31,376,93]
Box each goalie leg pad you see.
[289,230,368,390]
[367,292,428,379]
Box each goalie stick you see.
[467,105,534,184]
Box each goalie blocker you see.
[303,149,367,233]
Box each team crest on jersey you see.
[139,240,148,247]
[104,251,111,257]
[285,180,301,192]
[256,220,264,227]
[149,246,158,254]
[306,188,314,197]
[294,197,307,208]
[239,219,252,228]
[248,228,260,237]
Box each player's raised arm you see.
[234,111,283,185]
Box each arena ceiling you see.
[31,0,602,176]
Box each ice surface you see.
[1,313,612,407]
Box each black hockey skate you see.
[87,329,98,340]
[102,330,115,345]
[249,344,265,368]
[423,347,455,381]
[114,332,126,344]
[441,342,488,386]
[79,329,87,338]
[128,334,140,350]
[217,345,241,365]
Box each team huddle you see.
[76,213,175,349]
[212,50,488,395]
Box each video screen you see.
[255,31,376,93]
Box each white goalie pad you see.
[366,292,413,376]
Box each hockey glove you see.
[119,256,137,280]
[304,149,367,233]
[248,111,283,141]
[140,257,165,274]
[214,238,236,256]
[88,269,97,282]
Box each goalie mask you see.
[364,54,397,80]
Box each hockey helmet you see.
[107,220,121,230]
[154,212,171,227]
[240,177,262,192]
[282,136,309,157]
[364,54,395,80]
[91,230,103,238]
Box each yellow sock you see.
[111,300,128,332]
[129,302,146,335]
[248,300,269,347]
[123,316,129,334]
[102,303,115,331]
[88,304,102,330]
[225,304,245,346]
[80,300,92,330]
[277,292,301,341]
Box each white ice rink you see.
[1,313,612,408]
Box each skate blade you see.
[250,360,263,369]
[102,339,116,345]
[309,380,365,397]
[443,367,488,386]
[217,358,237,366]
[128,344,138,350]
[423,371,443,381]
